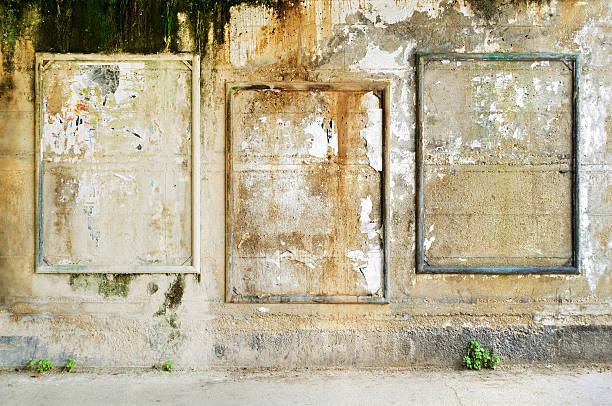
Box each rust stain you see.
[232,87,382,297]
[44,72,69,117]
[10,315,23,322]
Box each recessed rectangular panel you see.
[416,53,580,274]
[227,82,389,303]
[36,54,200,273]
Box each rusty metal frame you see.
[35,53,200,274]
[225,81,391,303]
[415,52,581,275]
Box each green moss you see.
[69,274,135,298]
[69,274,95,291]
[182,0,294,53]
[465,0,502,21]
[147,281,159,295]
[98,274,135,298]
[0,0,31,46]
[154,275,187,343]
[35,0,171,53]
[0,0,294,54]
[465,0,552,21]
[154,274,185,317]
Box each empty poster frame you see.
[415,53,580,275]
[225,81,390,303]
[35,53,200,274]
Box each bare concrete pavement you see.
[1,366,611,405]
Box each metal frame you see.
[225,81,391,303]
[415,53,581,275]
[35,53,200,274]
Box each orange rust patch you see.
[230,86,384,299]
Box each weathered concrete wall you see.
[0,0,611,368]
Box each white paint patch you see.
[344,194,384,294]
[75,172,100,208]
[448,137,463,165]
[392,80,415,142]
[113,173,135,182]
[424,236,436,251]
[571,0,612,292]
[356,1,419,24]
[546,80,562,93]
[360,92,383,171]
[304,116,338,158]
[347,248,382,294]
[533,77,542,92]
[390,149,416,195]
[227,1,465,65]
[351,43,404,71]
[257,307,269,313]
[359,196,377,240]
[515,86,526,108]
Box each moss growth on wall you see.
[182,0,293,53]
[154,275,186,330]
[147,281,159,295]
[155,274,185,317]
[69,274,135,298]
[98,274,135,298]
[465,0,552,21]
[0,0,293,53]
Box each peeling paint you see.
[350,43,404,71]
[360,92,383,171]
[305,115,338,158]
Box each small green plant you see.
[164,360,174,372]
[65,358,76,372]
[26,359,55,373]
[26,359,37,371]
[462,340,500,370]
[37,359,54,372]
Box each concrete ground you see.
[1,365,611,405]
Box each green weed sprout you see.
[462,340,500,370]
[65,358,76,372]
[36,359,54,372]
[26,358,54,373]
[26,359,37,371]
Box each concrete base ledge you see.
[211,325,612,368]
[2,324,611,369]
